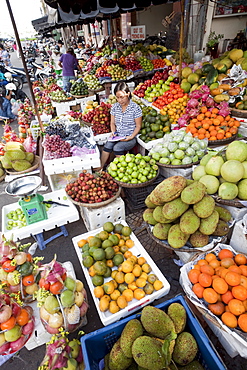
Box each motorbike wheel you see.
[13,76,23,90]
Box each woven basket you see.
[109,169,160,189]
[211,195,245,208]
[157,161,199,169]
[230,108,247,118]
[207,133,237,146]
[67,186,121,208]
[71,94,89,98]
[5,155,40,175]
[0,173,5,182]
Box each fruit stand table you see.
[1,189,79,249]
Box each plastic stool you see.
[32,225,68,250]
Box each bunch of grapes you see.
[42,134,72,160]
[45,122,67,138]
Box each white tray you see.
[72,220,170,326]
[2,189,79,241]
[137,135,163,150]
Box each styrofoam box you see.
[2,189,79,241]
[159,165,192,179]
[137,135,163,151]
[25,261,76,350]
[93,132,111,145]
[223,204,247,222]
[79,197,125,231]
[81,294,227,370]
[180,243,247,358]
[72,220,170,326]
[47,169,92,192]
[43,147,100,175]
[52,96,97,116]
[230,219,247,254]
[79,95,97,112]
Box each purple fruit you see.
[22,319,35,335]
[0,342,10,355]
[10,335,26,353]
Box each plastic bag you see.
[11,101,20,116]
[23,135,36,153]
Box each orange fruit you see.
[135,278,146,288]
[221,290,234,305]
[208,301,225,316]
[153,280,163,290]
[212,277,228,294]
[192,283,204,298]
[128,282,138,291]
[220,268,229,279]
[215,266,225,276]
[132,264,142,277]
[137,257,146,266]
[188,269,200,284]
[109,301,120,314]
[220,257,235,268]
[231,285,247,301]
[122,289,134,302]
[1,316,16,331]
[142,263,152,273]
[117,295,128,309]
[193,264,201,271]
[198,272,212,287]
[115,271,125,284]
[133,288,145,300]
[209,259,221,269]
[221,312,238,328]
[124,273,135,285]
[239,265,247,277]
[77,239,87,248]
[235,254,247,266]
[197,259,208,267]
[125,239,134,248]
[110,290,121,301]
[203,288,218,303]
[121,260,134,273]
[228,265,242,275]
[238,313,247,332]
[240,275,247,289]
[225,271,241,287]
[218,249,234,260]
[205,253,217,263]
[124,250,133,259]
[200,264,215,276]
[16,308,30,326]
[49,281,64,295]
[22,274,35,286]
[228,299,245,316]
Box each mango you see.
[168,224,190,249]
[172,332,198,366]
[132,336,166,370]
[189,231,209,248]
[141,306,175,339]
[213,94,229,103]
[152,223,172,240]
[167,303,186,334]
[193,194,215,218]
[214,205,231,222]
[109,339,133,370]
[229,49,243,63]
[149,176,187,204]
[181,182,206,204]
[180,209,200,234]
[120,319,144,358]
[143,209,157,225]
[199,210,219,235]
[163,197,189,220]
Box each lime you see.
[93,248,106,261]
[121,226,132,237]
[89,246,99,257]
[103,222,114,232]
[102,239,114,249]
[88,236,102,248]
[93,261,107,275]
[92,275,104,286]
[82,255,94,268]
[82,243,89,252]
[113,254,124,266]
[82,251,90,257]
[98,230,109,241]
[104,266,112,278]
[108,234,119,246]
[105,246,115,259]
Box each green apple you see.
[4,325,22,342]
[68,339,80,359]
[64,277,76,292]
[63,358,78,370]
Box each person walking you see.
[58,47,82,92]
[0,86,17,120]
[57,40,66,54]
[0,44,12,67]
[50,45,62,77]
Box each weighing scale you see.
[5,176,48,225]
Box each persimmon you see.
[238,313,247,332]
[192,283,204,298]
[212,277,228,294]
[208,301,225,316]
[209,259,221,269]
[188,269,201,284]
[240,275,247,289]
[221,290,234,305]
[49,281,64,295]
[197,259,208,267]
[221,312,238,328]
[200,264,215,276]
[218,249,234,260]
[231,285,247,301]
[215,266,225,276]
[198,272,212,287]
[193,264,201,271]
[220,268,229,279]
[225,271,241,287]
[16,308,29,326]
[228,265,242,274]
[228,299,245,316]
[203,288,218,303]
[235,254,247,265]
[1,316,16,331]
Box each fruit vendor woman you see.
[100,82,142,169]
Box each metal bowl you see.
[5,176,42,197]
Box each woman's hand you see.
[121,135,134,142]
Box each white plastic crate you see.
[223,204,247,222]
[79,197,125,231]
[72,220,170,326]
[159,165,193,179]
[137,135,163,151]
[47,169,92,191]
[79,95,97,112]
[230,219,247,254]
[93,132,111,145]
[43,147,100,175]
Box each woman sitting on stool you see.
[99,81,142,169]
[0,86,17,121]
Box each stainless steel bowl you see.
[5,176,42,197]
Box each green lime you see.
[82,243,89,252]
[121,226,132,237]
[102,239,114,249]
[104,266,112,278]
[93,261,107,275]
[82,255,94,268]
[113,254,124,266]
[103,222,114,232]
[89,246,99,257]
[105,246,115,259]
[82,251,90,257]
[88,236,102,248]
[93,248,106,261]
[92,275,104,286]
[108,234,119,246]
[114,223,123,234]
[98,230,109,241]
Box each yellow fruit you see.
[109,300,120,314]
[99,295,110,312]
[94,286,104,298]
[153,280,164,290]
[117,295,128,309]
[110,289,121,301]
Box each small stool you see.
[32,225,68,250]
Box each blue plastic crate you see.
[81,294,227,370]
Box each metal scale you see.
[5,176,48,225]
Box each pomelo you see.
[192,165,207,181]
[182,67,192,79]
[218,182,238,200]
[199,175,220,194]
[238,179,247,200]
[226,141,247,162]
[220,160,244,183]
[205,156,224,176]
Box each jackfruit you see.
[181,181,206,204]
[168,224,190,249]
[5,149,26,160]
[12,159,32,172]
[132,336,166,370]
[172,332,198,366]
[140,305,175,339]
[108,339,132,370]
[120,319,143,358]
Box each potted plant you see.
[206,31,224,58]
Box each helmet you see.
[4,72,12,81]
[5,83,16,91]
[55,45,60,52]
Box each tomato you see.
[2,260,16,273]
[22,274,35,286]
[39,278,50,291]
[49,281,64,295]
[1,316,16,331]
[16,308,29,326]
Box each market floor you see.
[0,76,246,370]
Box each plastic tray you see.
[72,220,170,326]
[2,189,79,241]
[136,135,163,150]
[81,294,227,370]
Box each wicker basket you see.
[109,169,160,188]
[230,108,247,118]
[207,134,237,146]
[0,173,5,182]
[211,195,245,208]
[5,155,40,175]
[67,187,121,208]
[157,161,199,169]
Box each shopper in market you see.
[50,45,62,77]
[57,40,66,54]
[0,44,12,67]
[99,81,142,170]
[58,47,82,92]
[0,86,17,120]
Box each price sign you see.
[130,25,146,40]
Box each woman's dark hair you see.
[114,81,131,99]
[67,47,74,55]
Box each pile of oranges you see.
[188,248,247,332]
[185,107,240,141]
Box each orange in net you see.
[221,312,238,328]
[212,277,228,295]
[203,288,218,304]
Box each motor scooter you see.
[0,63,24,89]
